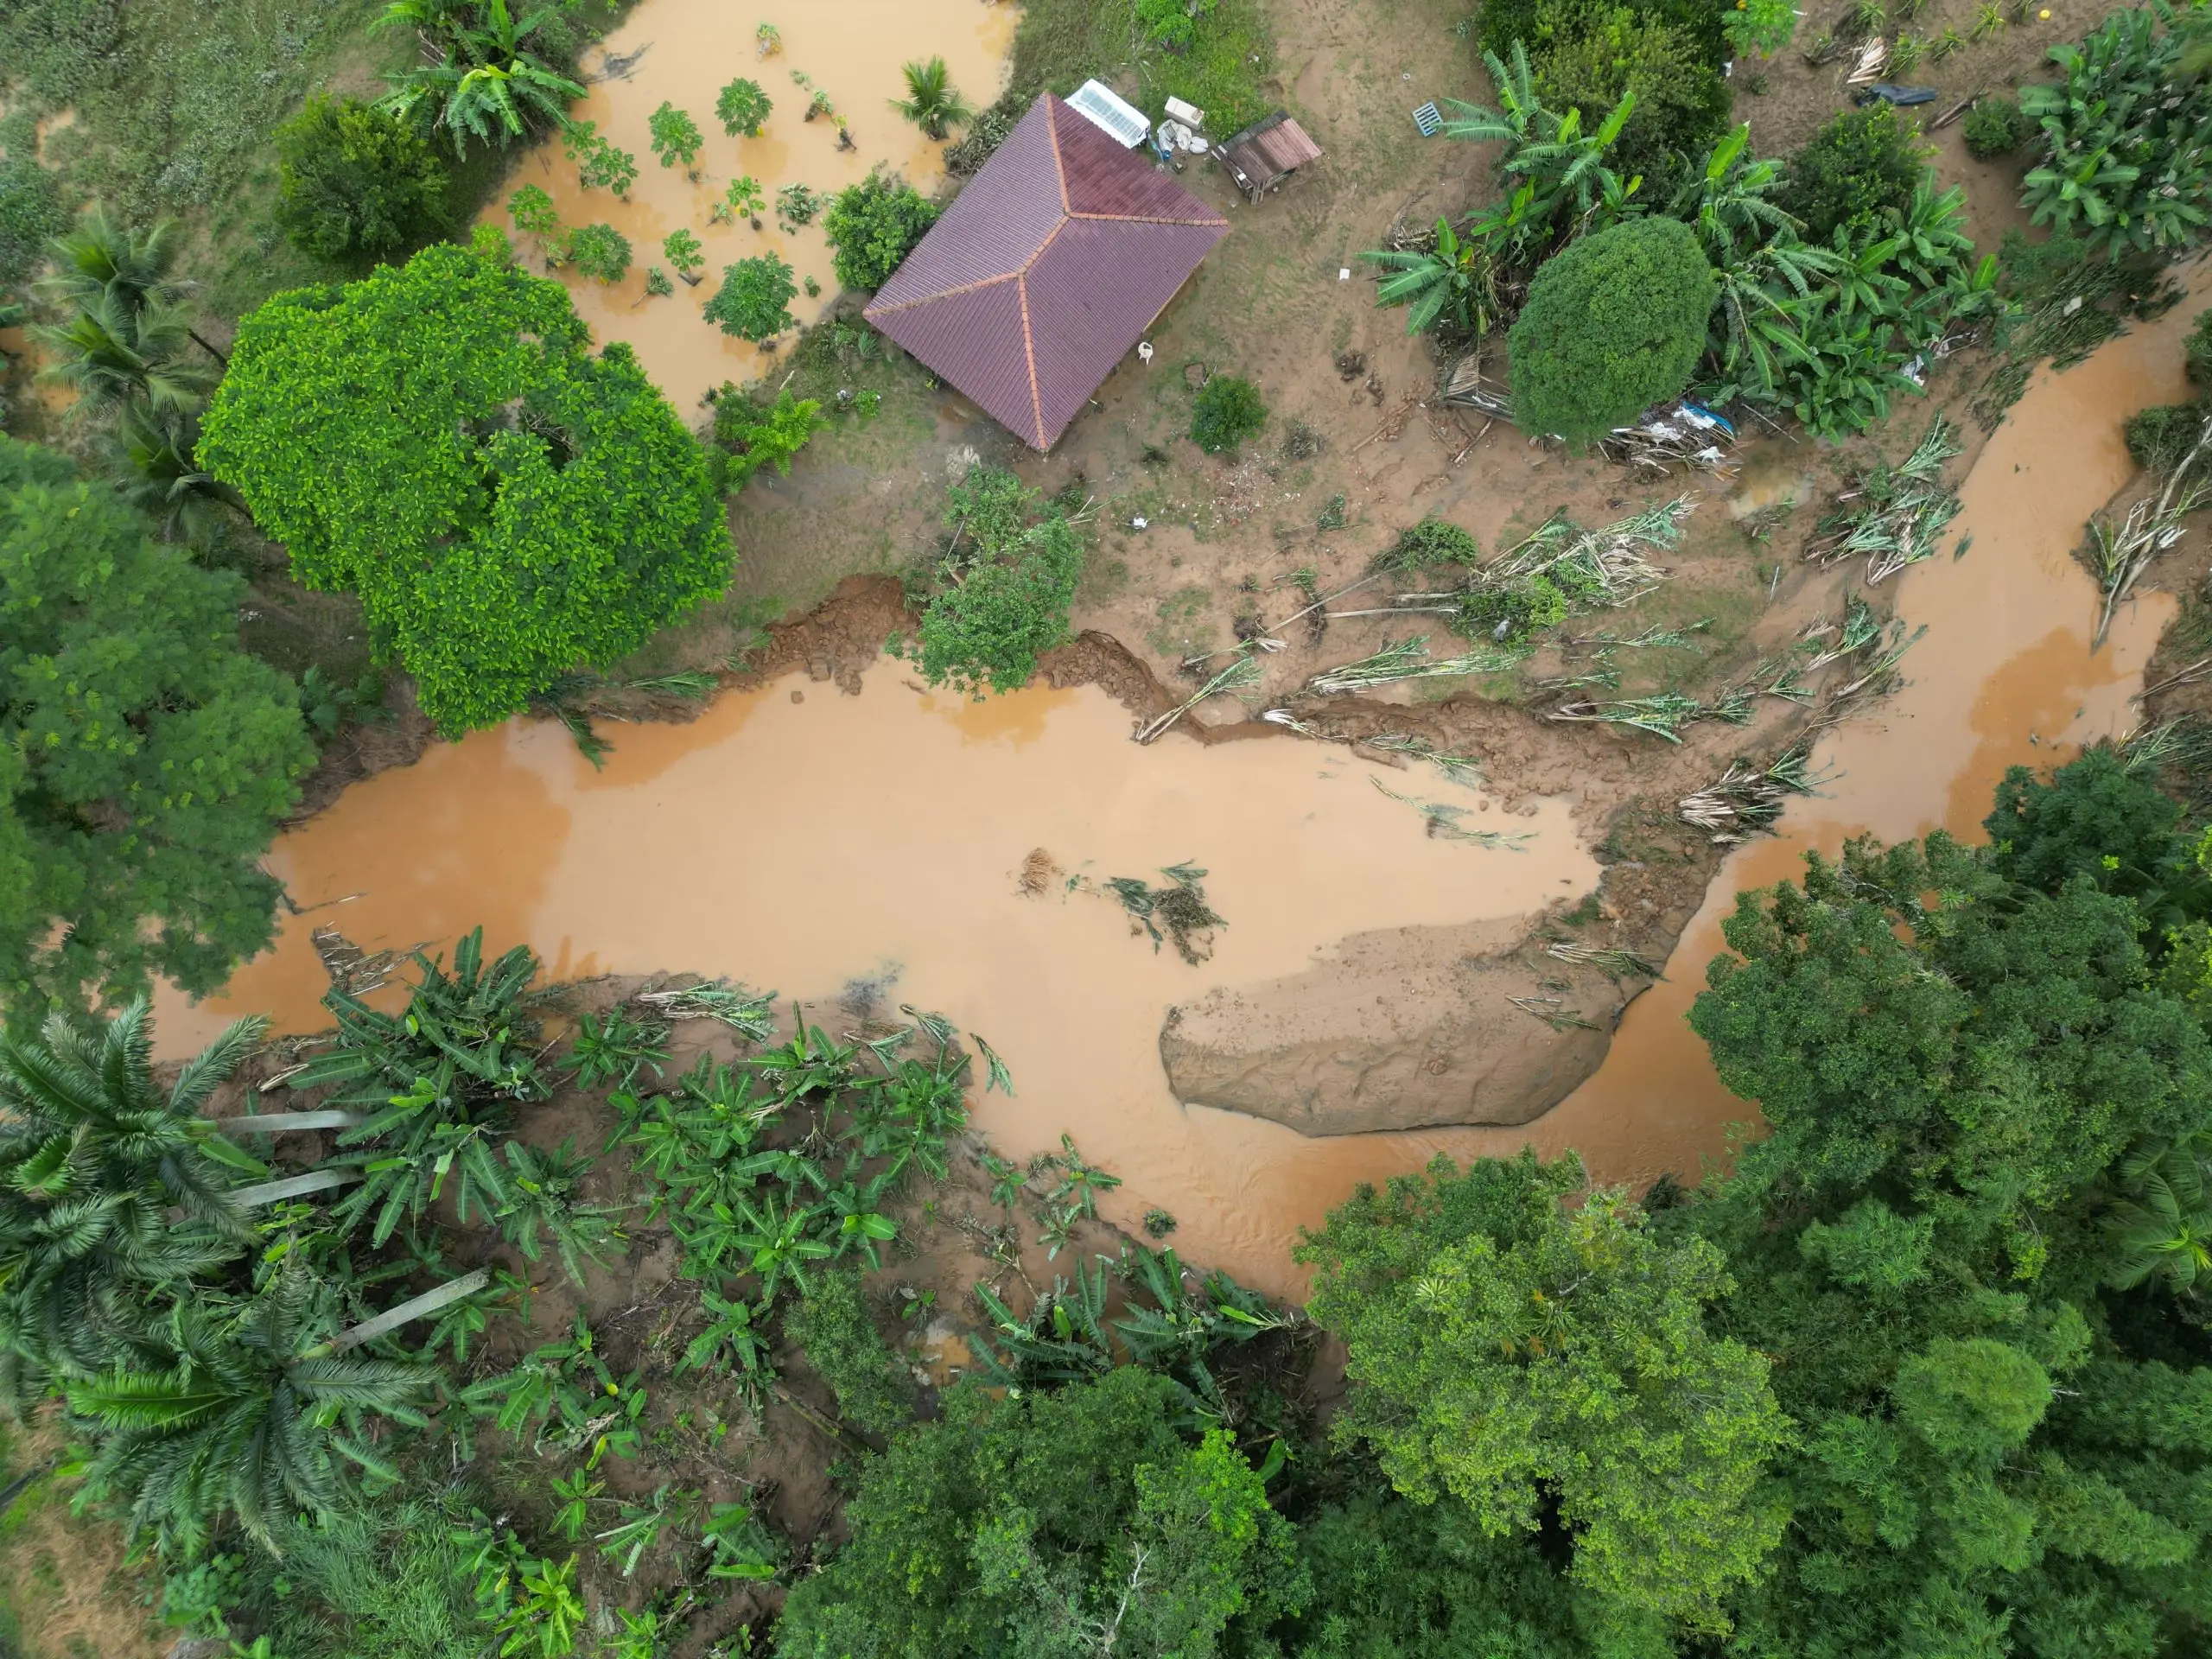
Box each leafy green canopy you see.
[200,234,729,734]
[0,437,311,1016]
[272,95,450,263]
[776,1367,1303,1656]
[1507,216,1714,445]
[906,467,1085,696]
[823,169,940,293]
[1297,1149,1789,1640]
[1678,748,2212,1659]
[1777,105,1926,246]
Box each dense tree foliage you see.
[200,232,729,733]
[778,1367,1300,1656]
[1299,1151,1789,1641]
[1507,216,1714,444]
[0,438,310,1018]
[1777,105,1927,246]
[272,95,450,263]
[1676,749,2212,1658]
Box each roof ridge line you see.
[1065,210,1231,226]
[863,270,1021,315]
[1014,273,1047,448]
[1046,96,1071,218]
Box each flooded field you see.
[490,0,1014,410]
[157,262,2209,1292]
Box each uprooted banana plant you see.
[2089,410,2212,645]
[1806,418,1965,583]
[1678,743,1832,842]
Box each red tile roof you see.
[864,94,1229,450]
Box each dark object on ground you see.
[1853,83,1938,106]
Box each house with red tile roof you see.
[863,93,1230,451]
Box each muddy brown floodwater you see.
[488,0,1014,410]
[158,272,2206,1297]
[156,682,1597,1293]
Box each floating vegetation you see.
[1677,744,1831,842]
[2088,412,2212,645]
[633,979,779,1040]
[1363,733,1484,788]
[1303,637,1526,695]
[1102,862,1225,964]
[1545,940,1664,978]
[1370,777,1531,849]
[1137,652,1265,744]
[1807,419,1964,583]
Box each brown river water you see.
[489,0,1014,410]
[156,219,2205,1294]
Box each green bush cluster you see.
[272,95,450,264]
[785,1269,914,1436]
[907,466,1085,695]
[2125,403,2205,474]
[822,168,940,293]
[1507,216,1714,445]
[0,148,71,288]
[1190,372,1268,455]
[1961,92,2029,159]
[1777,105,1925,245]
[704,253,798,340]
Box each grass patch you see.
[999,0,1277,135]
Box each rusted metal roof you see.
[864,94,1229,450]
[1215,111,1324,199]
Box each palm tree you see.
[31,289,219,418]
[1357,218,1500,336]
[66,1256,435,1554]
[112,402,250,543]
[40,206,226,369]
[0,1002,268,1391]
[2105,1138,2212,1295]
[892,57,972,140]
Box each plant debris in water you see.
[1370,777,1531,849]
[1101,862,1225,964]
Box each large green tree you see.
[1297,1149,1789,1642]
[0,437,311,1019]
[1680,752,2212,1659]
[200,232,731,733]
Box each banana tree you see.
[1357,219,1500,336]
[728,1190,834,1300]
[378,0,584,155]
[1670,124,1801,265]
[673,1287,772,1388]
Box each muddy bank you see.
[1160,916,1643,1135]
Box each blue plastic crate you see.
[1412,101,1441,137]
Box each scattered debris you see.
[1370,777,1531,849]
[1807,419,1964,583]
[1100,863,1225,964]
[1677,745,1830,842]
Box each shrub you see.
[776,181,823,229]
[565,222,631,283]
[1777,105,1924,245]
[662,227,703,281]
[1380,518,1483,572]
[507,183,560,239]
[1722,0,1799,57]
[2188,308,2212,389]
[199,233,729,734]
[273,95,450,263]
[823,169,940,292]
[2124,404,2207,475]
[716,77,773,137]
[1506,216,1714,445]
[1137,0,1217,49]
[1535,12,1730,181]
[1961,92,2028,159]
[714,385,831,488]
[563,119,638,196]
[704,254,798,340]
[1190,373,1268,454]
[785,1269,913,1436]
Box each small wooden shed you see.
[1212,111,1323,201]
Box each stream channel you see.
[151,276,2207,1294]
